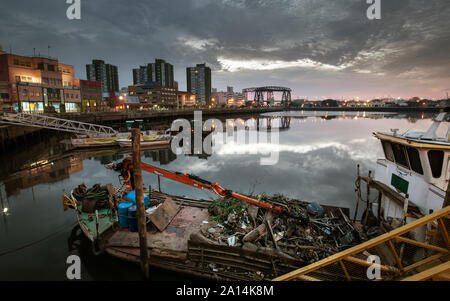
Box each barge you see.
[63,161,360,280]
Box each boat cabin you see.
[373,113,450,218]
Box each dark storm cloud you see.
[0,0,449,98]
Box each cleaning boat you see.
[372,110,449,240]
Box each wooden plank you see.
[132,128,149,278]
[403,253,447,272]
[401,261,450,281]
[438,218,450,248]
[344,256,400,273]
[339,260,352,281]
[295,275,322,281]
[149,198,180,232]
[273,206,450,281]
[394,236,449,253]
[388,240,404,270]
[367,179,423,218]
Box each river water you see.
[0,111,439,280]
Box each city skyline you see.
[1,0,449,100]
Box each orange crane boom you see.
[118,158,283,214]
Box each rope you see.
[0,221,78,257]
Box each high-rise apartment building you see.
[186,63,211,106]
[132,59,174,87]
[86,59,119,94]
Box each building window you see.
[48,65,55,72]
[15,75,21,82]
[428,150,444,178]
[38,63,44,70]
[13,59,19,65]
[42,77,49,84]
[391,143,409,169]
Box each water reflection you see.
[0,111,439,280]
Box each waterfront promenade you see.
[0,106,443,147]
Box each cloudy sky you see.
[1,0,449,99]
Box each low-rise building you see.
[177,91,196,108]
[0,50,79,112]
[79,80,102,112]
[129,82,177,109]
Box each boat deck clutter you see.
[65,183,370,280]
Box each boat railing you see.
[273,206,450,281]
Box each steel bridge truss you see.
[0,113,117,136]
[243,86,292,107]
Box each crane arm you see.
[118,159,283,214]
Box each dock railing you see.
[273,206,450,281]
[0,112,117,136]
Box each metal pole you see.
[132,128,150,278]
[377,191,382,223]
[158,175,161,192]
[353,165,361,222]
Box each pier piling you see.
[131,129,150,279]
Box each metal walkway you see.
[0,113,117,136]
[273,206,450,281]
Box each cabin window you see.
[391,143,409,169]
[382,141,395,162]
[406,147,423,175]
[428,150,444,178]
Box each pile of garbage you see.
[73,184,112,213]
[202,194,364,263]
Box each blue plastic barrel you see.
[128,205,138,232]
[118,203,133,228]
[125,190,151,208]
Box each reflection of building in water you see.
[144,148,177,165]
[3,157,83,196]
[95,154,125,165]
